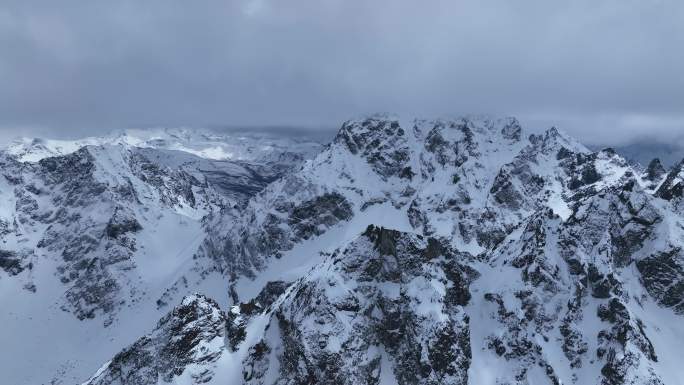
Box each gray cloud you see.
[0,0,682,144]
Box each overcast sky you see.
[0,0,682,145]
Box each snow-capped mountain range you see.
[1,117,682,385]
[3,127,324,164]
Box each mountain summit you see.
[1,116,682,385]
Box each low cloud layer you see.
[1,0,682,145]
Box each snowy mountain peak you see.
[645,158,667,182]
[3,127,324,164]
[2,115,683,385]
[655,158,684,201]
[83,293,228,385]
[529,126,589,155]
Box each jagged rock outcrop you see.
[145,116,682,385]
[83,294,228,385]
[241,225,475,385]
[474,177,670,384]
[0,132,321,385]
[199,116,603,282]
[656,159,684,202]
[89,226,477,385]
[644,159,666,183]
[4,117,684,385]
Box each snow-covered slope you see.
[3,116,684,385]
[0,133,320,385]
[3,127,323,164]
[198,115,633,285]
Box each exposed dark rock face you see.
[7,117,684,385]
[586,264,621,299]
[561,178,661,268]
[596,298,660,385]
[227,280,291,351]
[201,117,595,290]
[0,132,328,385]
[637,248,684,314]
[83,227,477,385]
[501,119,523,141]
[105,208,143,239]
[507,210,562,290]
[0,141,308,327]
[250,280,290,311]
[655,160,684,201]
[482,174,670,384]
[423,119,477,167]
[0,249,26,275]
[203,189,354,279]
[490,165,526,210]
[482,291,562,385]
[30,148,138,323]
[334,116,411,179]
[128,151,201,208]
[645,158,666,183]
[84,294,227,385]
[241,226,473,385]
[289,193,353,240]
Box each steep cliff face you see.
[87,226,475,385]
[198,116,589,282]
[240,225,474,385]
[469,179,674,385]
[84,116,684,385]
[84,294,229,385]
[0,134,319,385]
[3,118,684,385]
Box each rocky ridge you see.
[84,115,684,385]
[2,116,683,385]
[0,133,320,385]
